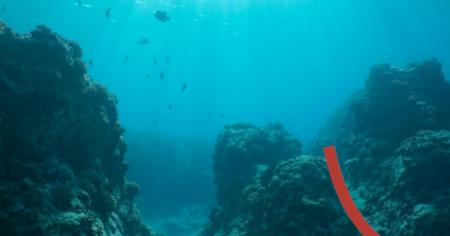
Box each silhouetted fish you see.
[145,73,150,80]
[181,83,188,92]
[105,8,111,19]
[153,58,158,65]
[168,104,173,110]
[124,55,129,63]
[76,0,81,6]
[220,113,226,119]
[88,60,94,67]
[166,56,170,64]
[137,38,149,46]
[0,5,6,13]
[160,71,165,80]
[153,120,158,125]
[154,10,170,22]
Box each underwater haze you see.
[2,0,450,142]
[1,0,450,236]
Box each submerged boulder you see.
[0,22,150,235]
[366,130,450,236]
[206,156,355,236]
[213,123,302,205]
[309,59,450,160]
[308,60,450,235]
[205,60,450,236]
[203,123,354,236]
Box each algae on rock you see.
[203,123,354,236]
[204,60,450,236]
[0,22,151,236]
[308,60,450,236]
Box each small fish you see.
[181,83,188,92]
[124,55,129,63]
[160,71,165,80]
[76,0,81,6]
[145,73,150,80]
[153,58,158,65]
[153,120,158,125]
[0,5,6,12]
[220,113,226,119]
[88,60,94,67]
[166,56,171,64]
[137,38,149,46]
[105,8,111,19]
[154,10,171,22]
[168,104,173,110]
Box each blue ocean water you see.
[2,0,449,143]
[1,1,450,235]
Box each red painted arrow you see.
[323,145,380,236]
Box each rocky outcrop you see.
[205,156,355,236]
[212,123,302,205]
[0,22,150,235]
[308,60,450,235]
[370,130,450,235]
[309,59,450,160]
[203,123,354,236]
[204,60,450,236]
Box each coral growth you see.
[203,123,353,235]
[213,123,302,204]
[364,130,450,235]
[205,60,450,236]
[309,59,450,160]
[0,22,150,235]
[308,59,450,235]
[205,156,355,236]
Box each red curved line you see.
[323,145,380,236]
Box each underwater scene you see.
[1,0,450,235]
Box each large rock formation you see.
[309,59,450,160]
[203,123,355,236]
[0,22,150,235]
[204,60,450,236]
[308,59,450,235]
[212,123,302,205]
[371,130,450,235]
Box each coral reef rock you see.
[308,60,450,235]
[205,60,450,236]
[309,59,450,161]
[0,22,151,236]
[203,123,355,236]
[212,123,302,205]
[368,130,450,236]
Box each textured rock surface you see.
[203,123,354,236]
[205,156,355,236]
[308,60,450,235]
[0,22,151,235]
[204,60,450,236]
[364,130,450,236]
[212,123,302,205]
[309,59,450,160]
